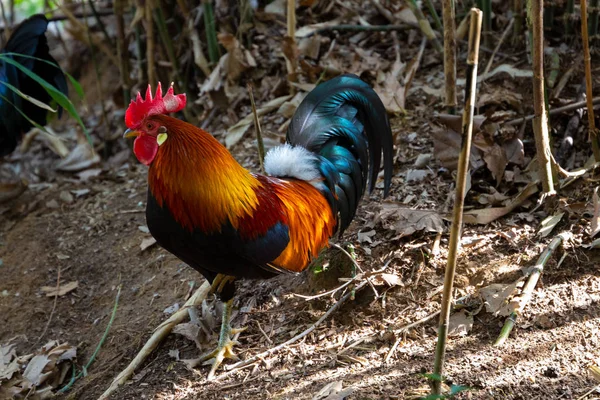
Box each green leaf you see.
[2,52,85,98]
[0,55,91,144]
[0,92,57,137]
[0,80,57,112]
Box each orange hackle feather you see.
[147,114,336,271]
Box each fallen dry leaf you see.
[0,341,76,399]
[140,237,157,252]
[40,281,78,297]
[480,281,521,316]
[372,273,403,287]
[538,212,565,238]
[55,143,100,172]
[448,310,473,337]
[378,203,444,238]
[463,182,539,224]
[312,380,355,400]
[0,344,18,381]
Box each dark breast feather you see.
[145,191,292,282]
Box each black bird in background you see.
[0,14,68,157]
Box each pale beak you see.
[123,129,140,138]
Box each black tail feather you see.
[0,14,68,156]
[287,74,394,233]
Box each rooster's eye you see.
[146,123,153,130]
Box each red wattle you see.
[133,134,158,166]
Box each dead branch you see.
[506,96,600,126]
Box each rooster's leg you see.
[200,275,245,379]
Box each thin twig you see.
[247,83,265,173]
[494,233,568,346]
[385,310,440,362]
[432,8,482,396]
[293,266,387,301]
[329,242,379,299]
[483,19,514,77]
[506,96,600,126]
[581,0,600,161]
[221,279,371,376]
[98,281,211,400]
[36,264,62,344]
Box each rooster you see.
[124,75,393,378]
[0,14,68,156]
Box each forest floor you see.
[2,3,600,400]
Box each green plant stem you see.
[482,0,492,48]
[58,285,121,393]
[424,0,443,32]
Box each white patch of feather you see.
[264,144,321,181]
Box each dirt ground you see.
[3,4,600,399]
[1,110,600,400]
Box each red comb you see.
[125,82,186,129]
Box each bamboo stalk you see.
[407,0,443,53]
[582,0,600,161]
[442,0,457,114]
[285,0,298,84]
[432,7,482,396]
[513,0,523,43]
[565,0,575,35]
[494,233,567,346]
[115,0,131,102]
[530,0,555,194]
[145,0,157,84]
